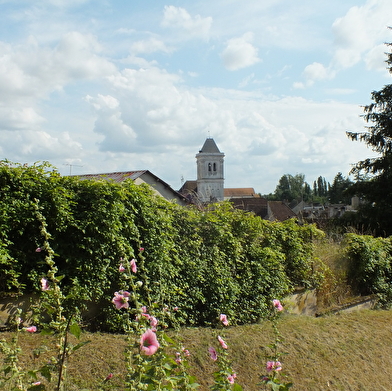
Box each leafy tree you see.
[347,39,392,236]
[329,172,353,204]
[313,176,329,198]
[274,173,309,202]
[274,174,292,201]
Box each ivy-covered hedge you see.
[0,161,323,331]
[345,233,392,306]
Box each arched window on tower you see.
[208,163,212,172]
[213,163,217,172]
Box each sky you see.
[1,0,391,195]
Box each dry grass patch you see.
[1,310,392,390]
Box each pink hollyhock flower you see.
[183,349,190,357]
[104,373,113,381]
[25,326,37,333]
[273,299,283,311]
[219,314,229,326]
[227,373,237,384]
[119,263,125,272]
[266,361,282,372]
[217,335,228,349]
[41,277,49,291]
[173,306,179,311]
[140,329,160,355]
[112,292,129,309]
[139,247,144,252]
[141,306,147,313]
[35,247,42,253]
[149,316,158,328]
[32,382,41,386]
[208,347,217,361]
[130,259,137,273]
[175,352,182,364]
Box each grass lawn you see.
[2,309,391,390]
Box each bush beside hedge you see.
[345,233,392,306]
[0,161,323,331]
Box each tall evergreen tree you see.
[347,38,392,236]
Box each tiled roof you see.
[178,180,197,193]
[224,188,258,198]
[268,201,297,221]
[75,170,147,183]
[230,197,268,218]
[199,138,222,153]
[73,170,188,203]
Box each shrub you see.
[345,233,392,306]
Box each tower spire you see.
[196,138,224,202]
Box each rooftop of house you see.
[75,170,149,182]
[72,170,188,203]
[224,188,259,198]
[230,197,268,218]
[268,201,298,221]
[178,180,197,194]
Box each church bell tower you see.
[196,138,225,202]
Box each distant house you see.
[74,170,188,206]
[229,197,268,218]
[266,201,298,222]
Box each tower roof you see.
[199,138,222,153]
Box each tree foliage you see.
[274,174,309,202]
[346,39,392,236]
[272,173,331,203]
[329,173,353,204]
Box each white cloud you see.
[331,0,392,70]
[364,43,388,72]
[220,32,260,71]
[238,73,255,88]
[85,94,137,153]
[294,62,334,88]
[161,5,212,40]
[130,37,173,55]
[296,0,392,88]
[0,129,82,162]
[0,32,116,104]
[0,107,45,131]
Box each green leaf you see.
[162,333,175,344]
[40,365,52,382]
[27,370,38,379]
[39,327,54,336]
[69,322,82,339]
[71,340,91,352]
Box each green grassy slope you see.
[2,309,391,390]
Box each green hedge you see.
[0,161,323,331]
[345,233,392,306]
